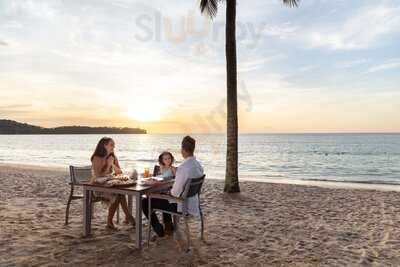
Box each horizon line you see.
[146,131,400,135]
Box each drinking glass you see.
[144,167,150,178]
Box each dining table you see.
[81,179,174,249]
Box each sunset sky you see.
[1,0,399,133]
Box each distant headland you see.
[0,120,147,135]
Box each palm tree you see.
[199,0,299,193]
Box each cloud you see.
[1,21,23,29]
[2,0,61,19]
[335,59,369,69]
[239,54,286,73]
[263,23,298,39]
[304,5,400,50]
[0,104,32,109]
[366,59,400,73]
[0,39,8,46]
[0,104,33,116]
[299,65,317,72]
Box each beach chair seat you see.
[147,175,206,251]
[65,165,119,225]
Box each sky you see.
[0,0,399,133]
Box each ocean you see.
[0,133,399,184]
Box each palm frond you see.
[282,0,299,7]
[200,0,219,18]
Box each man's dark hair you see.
[181,136,195,154]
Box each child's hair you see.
[158,151,175,166]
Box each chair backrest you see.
[153,165,161,176]
[69,165,92,185]
[181,175,206,199]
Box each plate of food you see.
[105,179,136,187]
[103,174,136,187]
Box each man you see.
[142,136,204,237]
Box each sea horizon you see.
[2,132,400,135]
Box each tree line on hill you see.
[0,120,147,134]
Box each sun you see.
[124,103,164,122]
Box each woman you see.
[90,137,135,229]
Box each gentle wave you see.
[289,151,399,156]
[135,158,157,163]
[302,178,400,185]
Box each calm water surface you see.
[0,134,399,184]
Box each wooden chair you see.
[147,175,206,251]
[153,165,161,176]
[65,165,119,225]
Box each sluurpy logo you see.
[132,5,266,59]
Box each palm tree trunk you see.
[224,0,240,193]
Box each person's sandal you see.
[124,215,136,226]
[106,223,119,231]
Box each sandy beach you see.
[1,164,400,266]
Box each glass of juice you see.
[144,168,150,178]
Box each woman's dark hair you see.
[158,151,175,166]
[91,137,113,162]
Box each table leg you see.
[83,187,91,236]
[135,193,142,249]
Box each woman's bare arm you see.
[113,156,123,175]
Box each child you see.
[158,151,177,178]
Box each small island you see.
[0,120,147,135]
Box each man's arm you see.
[170,167,189,197]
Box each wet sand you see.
[1,164,400,266]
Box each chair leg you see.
[91,202,95,220]
[65,186,74,225]
[89,193,94,223]
[173,215,179,232]
[173,215,181,242]
[200,208,204,241]
[90,192,96,219]
[116,206,120,224]
[147,197,152,247]
[184,216,191,252]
